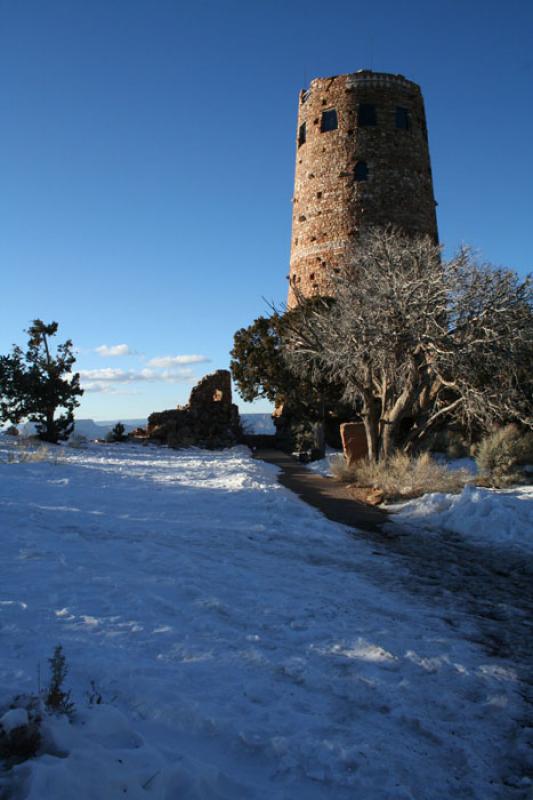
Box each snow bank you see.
[391,484,533,554]
[303,448,341,477]
[0,440,527,798]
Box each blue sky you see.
[1,0,531,420]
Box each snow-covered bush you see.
[476,425,533,487]
[0,698,42,769]
[331,451,470,501]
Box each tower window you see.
[298,122,306,147]
[395,107,410,130]
[320,109,338,132]
[358,104,377,126]
[354,161,368,182]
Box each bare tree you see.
[283,227,532,462]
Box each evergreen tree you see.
[230,299,339,411]
[0,320,83,443]
[230,313,295,404]
[110,422,128,442]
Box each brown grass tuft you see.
[331,451,470,502]
[476,425,533,487]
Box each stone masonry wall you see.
[288,71,438,305]
[147,370,241,449]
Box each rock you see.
[348,486,384,506]
[364,487,385,506]
[340,422,368,465]
[147,370,242,450]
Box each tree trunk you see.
[380,420,397,461]
[312,421,326,458]
[363,399,379,463]
[44,410,58,444]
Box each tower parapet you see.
[288,70,438,305]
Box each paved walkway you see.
[253,448,388,533]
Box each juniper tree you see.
[283,227,532,462]
[0,320,83,443]
[231,301,346,455]
[110,422,128,442]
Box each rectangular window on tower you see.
[320,109,338,132]
[358,104,377,126]
[298,122,306,147]
[395,107,410,130]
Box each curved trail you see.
[254,448,389,533]
[255,448,533,790]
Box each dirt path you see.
[254,448,388,533]
[255,448,533,792]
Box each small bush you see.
[476,425,533,487]
[330,453,357,482]
[106,422,128,443]
[0,696,42,768]
[332,451,470,502]
[0,644,77,773]
[45,645,75,719]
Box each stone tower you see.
[288,70,438,305]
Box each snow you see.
[0,440,528,798]
[433,454,478,474]
[0,708,29,734]
[304,449,340,477]
[391,484,533,554]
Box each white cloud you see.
[147,354,210,368]
[82,382,141,396]
[95,344,136,357]
[80,367,196,386]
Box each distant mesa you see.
[14,419,144,441]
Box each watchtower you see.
[288,70,438,305]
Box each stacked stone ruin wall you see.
[288,71,438,305]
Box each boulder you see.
[340,422,368,465]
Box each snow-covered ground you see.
[0,442,529,798]
[391,484,533,555]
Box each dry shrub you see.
[330,453,358,482]
[427,428,469,458]
[332,451,469,502]
[6,442,57,464]
[476,425,533,487]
